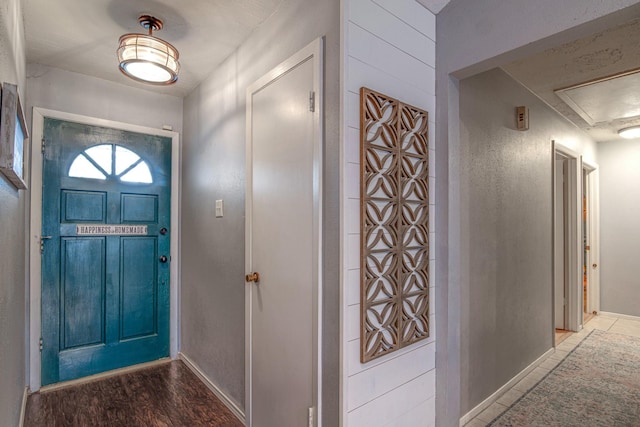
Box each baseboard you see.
[178,352,246,425]
[599,311,640,322]
[18,386,28,427]
[458,347,555,426]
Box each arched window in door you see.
[68,144,153,183]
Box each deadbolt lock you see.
[246,272,260,283]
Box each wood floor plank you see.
[24,361,243,427]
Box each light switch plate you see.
[215,199,223,218]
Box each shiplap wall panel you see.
[348,24,435,94]
[349,0,435,65]
[348,339,435,376]
[384,397,436,427]
[346,199,359,234]
[347,305,360,341]
[347,57,435,106]
[347,342,436,410]
[346,127,360,163]
[342,0,436,425]
[347,234,360,270]
[347,268,360,306]
[371,0,436,40]
[347,371,436,427]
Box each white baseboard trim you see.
[178,352,246,425]
[458,347,555,426]
[19,386,28,427]
[599,311,640,322]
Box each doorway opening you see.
[582,160,600,322]
[553,143,600,345]
[553,143,581,344]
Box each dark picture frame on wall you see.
[0,82,28,190]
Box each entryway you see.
[553,142,600,344]
[24,360,243,426]
[30,109,181,391]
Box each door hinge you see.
[39,337,43,352]
[41,137,46,154]
[309,91,315,112]
[308,407,315,427]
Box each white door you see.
[245,39,322,427]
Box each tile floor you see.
[463,313,640,426]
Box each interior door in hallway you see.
[41,118,171,385]
[246,40,322,427]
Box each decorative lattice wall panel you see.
[360,87,429,363]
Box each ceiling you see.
[502,17,640,142]
[23,0,284,97]
[22,1,638,141]
[23,0,450,99]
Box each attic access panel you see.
[555,68,640,126]
[360,87,430,363]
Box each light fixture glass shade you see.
[618,126,640,139]
[117,34,180,85]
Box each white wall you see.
[341,1,436,425]
[598,138,640,317]
[0,0,27,424]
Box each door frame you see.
[245,38,323,426]
[582,159,600,317]
[553,152,568,330]
[552,141,582,334]
[29,108,181,391]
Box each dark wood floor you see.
[25,360,244,427]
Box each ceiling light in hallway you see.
[117,15,180,85]
[618,126,640,139]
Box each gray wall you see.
[599,138,640,317]
[0,0,27,424]
[458,68,596,414]
[436,2,640,424]
[26,65,183,135]
[180,0,340,422]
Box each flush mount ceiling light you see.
[618,126,640,139]
[117,15,180,85]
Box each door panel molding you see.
[29,108,181,391]
[245,37,323,427]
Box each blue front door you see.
[41,118,171,386]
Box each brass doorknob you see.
[246,272,260,283]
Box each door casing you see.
[552,141,599,337]
[29,108,181,391]
[245,38,323,426]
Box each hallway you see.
[24,361,243,427]
[464,313,640,426]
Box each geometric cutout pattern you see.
[360,87,429,363]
